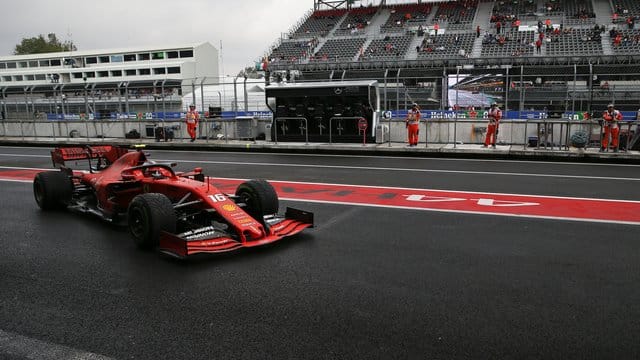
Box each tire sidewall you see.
[128,193,176,249]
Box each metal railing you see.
[1,117,638,152]
[328,116,366,144]
[273,117,309,144]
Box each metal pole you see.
[243,76,248,112]
[200,77,207,140]
[233,76,239,117]
[396,69,400,119]
[191,79,197,110]
[454,67,459,148]
[23,87,29,118]
[1,87,7,121]
[161,80,166,119]
[588,63,593,115]
[572,64,577,114]
[505,66,512,144]
[84,79,89,117]
[383,69,388,113]
[31,87,38,139]
[124,82,130,116]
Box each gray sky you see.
[0,0,312,76]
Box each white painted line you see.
[155,159,640,182]
[1,148,639,168]
[0,329,116,360]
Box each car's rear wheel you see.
[33,171,73,210]
[235,179,279,221]
[128,193,176,249]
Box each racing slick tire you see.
[33,171,73,210]
[128,193,176,249]
[235,180,279,221]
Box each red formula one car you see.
[33,145,313,258]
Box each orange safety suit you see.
[406,108,421,146]
[602,108,623,150]
[484,106,502,147]
[186,108,200,141]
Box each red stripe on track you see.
[2,169,639,225]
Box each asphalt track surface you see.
[0,146,639,360]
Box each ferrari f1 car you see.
[33,145,313,258]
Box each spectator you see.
[477,25,481,38]
[535,38,542,53]
[514,18,521,32]
[434,22,440,35]
[614,33,622,47]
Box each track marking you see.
[3,169,639,225]
[0,329,116,360]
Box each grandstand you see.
[261,0,640,115]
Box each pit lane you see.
[0,146,639,359]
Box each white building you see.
[0,42,219,116]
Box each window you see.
[84,72,95,78]
[124,54,136,62]
[72,72,83,79]
[7,62,17,69]
[167,66,180,74]
[111,55,124,63]
[138,53,150,61]
[13,75,23,81]
[153,67,166,74]
[98,56,110,63]
[25,75,35,80]
[85,57,98,64]
[50,59,61,66]
[138,68,151,75]
[97,71,109,77]
[167,51,179,59]
[39,60,50,67]
[35,74,46,80]
[180,50,194,58]
[19,61,28,68]
[28,61,38,67]
[2,76,11,82]
[152,52,165,60]
[0,63,5,69]
[126,69,136,76]
[111,70,122,76]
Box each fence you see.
[1,116,637,151]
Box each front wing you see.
[158,207,313,258]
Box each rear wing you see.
[51,145,130,168]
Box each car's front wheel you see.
[128,193,176,249]
[235,179,279,221]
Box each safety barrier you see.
[1,117,638,151]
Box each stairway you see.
[470,0,496,58]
